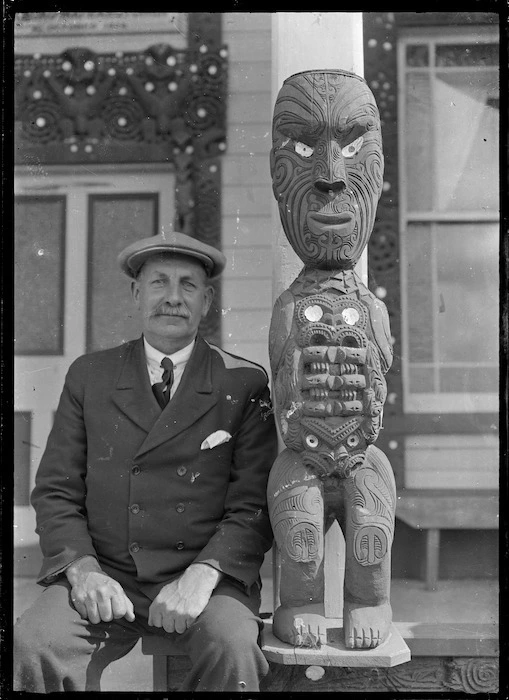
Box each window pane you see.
[406,44,429,67]
[14,412,31,506]
[440,367,498,393]
[436,223,498,364]
[88,195,158,352]
[406,223,434,362]
[15,197,65,354]
[405,72,433,211]
[408,367,435,393]
[434,69,499,212]
[435,43,499,67]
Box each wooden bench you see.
[141,620,499,692]
[141,635,191,692]
[395,489,499,591]
[141,493,499,690]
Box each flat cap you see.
[118,229,226,278]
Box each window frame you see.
[397,26,499,414]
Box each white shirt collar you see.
[143,336,196,384]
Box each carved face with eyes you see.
[270,70,384,270]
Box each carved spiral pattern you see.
[101,97,145,141]
[447,659,499,693]
[21,100,60,142]
[351,465,395,518]
[185,92,222,135]
[198,56,224,90]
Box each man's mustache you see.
[153,305,189,319]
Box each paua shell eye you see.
[305,434,319,448]
[346,434,360,448]
[304,305,323,322]
[341,136,364,158]
[295,141,314,158]
[342,307,360,325]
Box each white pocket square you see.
[200,430,232,450]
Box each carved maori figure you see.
[268,70,396,650]
[43,48,115,142]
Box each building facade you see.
[14,12,499,580]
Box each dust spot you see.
[97,446,114,461]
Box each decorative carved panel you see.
[362,13,403,487]
[14,13,227,346]
[264,656,499,693]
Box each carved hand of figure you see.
[300,343,367,415]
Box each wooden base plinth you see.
[262,619,411,667]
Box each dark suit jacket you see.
[31,335,277,599]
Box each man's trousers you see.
[13,567,269,692]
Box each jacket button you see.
[176,541,185,550]
[176,503,185,513]
[129,542,140,553]
[130,504,140,514]
[177,466,187,476]
[132,465,140,475]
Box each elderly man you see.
[14,231,277,692]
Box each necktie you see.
[152,357,174,409]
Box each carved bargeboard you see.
[14,14,227,346]
[268,70,396,650]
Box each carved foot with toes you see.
[343,601,392,649]
[273,603,327,648]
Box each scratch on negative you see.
[273,479,303,499]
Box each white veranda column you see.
[271,12,366,298]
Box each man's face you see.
[132,253,213,353]
[270,71,384,270]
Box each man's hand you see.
[66,555,135,624]
[148,563,223,634]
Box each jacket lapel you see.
[135,335,218,458]
[111,337,162,433]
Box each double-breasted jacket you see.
[31,335,278,599]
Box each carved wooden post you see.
[267,68,396,651]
